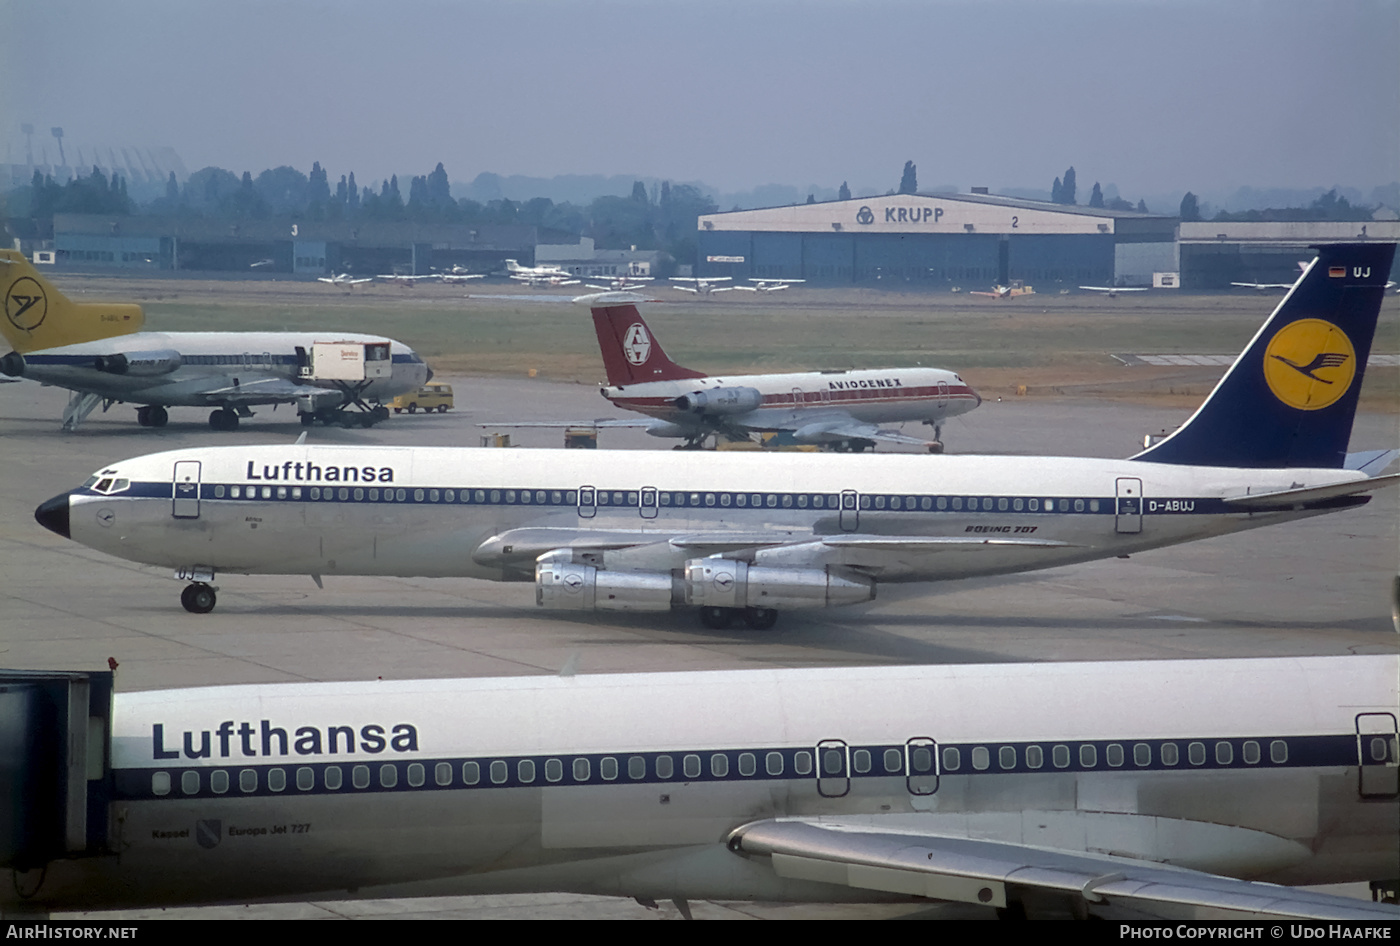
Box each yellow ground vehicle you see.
[390,382,454,414]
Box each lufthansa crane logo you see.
[6,276,47,332]
[623,323,652,365]
[856,206,875,225]
[1262,318,1356,411]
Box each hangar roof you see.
[699,193,1170,237]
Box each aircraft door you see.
[840,490,859,531]
[172,461,201,519]
[816,739,850,798]
[639,487,658,519]
[577,486,596,519]
[1356,713,1398,799]
[906,737,939,795]
[1115,477,1143,534]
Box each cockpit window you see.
[89,478,130,495]
[83,476,100,489]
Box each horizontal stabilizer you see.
[476,418,653,429]
[1222,473,1398,510]
[1344,448,1400,474]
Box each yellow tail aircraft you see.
[0,250,144,353]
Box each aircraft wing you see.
[476,418,655,429]
[790,418,941,448]
[196,377,342,407]
[728,819,1400,921]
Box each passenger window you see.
[181,771,200,795]
[1269,741,1287,764]
[1215,742,1233,765]
[461,762,480,785]
[720,493,731,507]
[628,756,646,779]
[1052,745,1070,768]
[1370,737,1392,762]
[211,770,230,793]
[446,491,456,503]
[297,767,315,790]
[416,489,426,502]
[1079,745,1097,768]
[1073,499,1085,512]
[490,760,508,784]
[263,486,273,499]
[1028,499,1039,511]
[241,769,259,792]
[738,753,756,776]
[601,757,618,780]
[884,748,903,773]
[656,755,674,779]
[408,763,425,787]
[435,762,453,786]
[997,498,1008,511]
[876,496,887,510]
[767,495,778,508]
[1161,743,1179,766]
[971,747,990,770]
[215,485,226,498]
[1089,499,1100,512]
[323,766,342,790]
[683,755,701,778]
[1134,744,1152,766]
[782,495,792,508]
[709,754,728,777]
[952,497,963,510]
[937,497,948,510]
[852,749,871,774]
[430,490,440,503]
[380,764,398,788]
[545,759,563,782]
[941,747,960,771]
[517,760,535,783]
[337,487,348,501]
[1243,742,1261,765]
[1025,746,1043,769]
[1012,498,1023,511]
[353,488,363,501]
[267,768,286,791]
[1188,742,1206,766]
[152,772,171,796]
[794,751,813,775]
[921,497,932,510]
[704,493,715,507]
[352,765,370,789]
[574,758,590,781]
[998,746,1016,769]
[1106,744,1124,767]
[766,752,784,776]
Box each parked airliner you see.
[3,656,1396,919]
[31,244,1397,623]
[1,252,430,430]
[489,292,979,451]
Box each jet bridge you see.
[0,670,113,875]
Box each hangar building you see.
[1178,221,1400,289]
[696,193,1177,289]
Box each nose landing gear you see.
[180,582,217,614]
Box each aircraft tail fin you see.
[1133,243,1395,469]
[1,250,145,353]
[583,294,706,386]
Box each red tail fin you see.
[590,304,706,385]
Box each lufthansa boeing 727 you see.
[3,656,1396,919]
[32,244,1398,624]
[1,251,429,430]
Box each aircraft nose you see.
[34,492,72,539]
[424,364,434,383]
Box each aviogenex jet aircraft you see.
[3,657,1397,919]
[1,251,430,430]
[34,244,1398,623]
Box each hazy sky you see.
[3,0,1397,197]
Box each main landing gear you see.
[698,606,779,631]
[136,405,169,427]
[209,408,240,431]
[180,582,217,614]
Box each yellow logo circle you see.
[1262,319,1356,411]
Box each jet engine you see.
[684,558,874,610]
[0,352,24,377]
[92,350,183,376]
[536,557,675,612]
[672,386,762,415]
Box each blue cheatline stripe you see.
[117,733,1355,801]
[100,480,1229,516]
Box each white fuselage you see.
[602,367,980,437]
[7,656,1396,911]
[60,444,1368,586]
[10,331,428,407]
